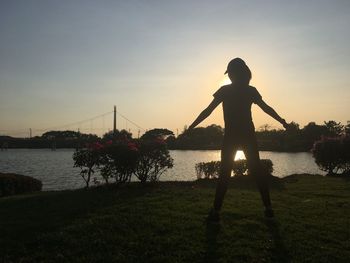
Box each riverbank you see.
[1,174,349,262]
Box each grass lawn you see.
[0,174,349,263]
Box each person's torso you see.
[221,85,256,133]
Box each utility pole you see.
[113,105,117,135]
[29,128,32,138]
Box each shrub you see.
[73,142,104,187]
[100,138,140,185]
[73,136,174,187]
[134,138,174,183]
[232,160,247,176]
[195,159,274,179]
[0,173,42,197]
[195,161,221,179]
[312,136,350,175]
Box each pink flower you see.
[105,140,113,146]
[89,142,104,150]
[127,142,138,151]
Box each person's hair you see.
[227,60,252,85]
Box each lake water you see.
[0,149,324,190]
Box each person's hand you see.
[281,119,292,130]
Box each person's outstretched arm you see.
[188,98,221,130]
[256,99,290,129]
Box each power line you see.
[116,110,145,131]
[33,111,114,132]
[1,107,146,136]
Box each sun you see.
[219,75,232,86]
[234,150,246,161]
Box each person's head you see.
[225,58,251,85]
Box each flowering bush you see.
[100,139,140,184]
[195,159,274,179]
[73,142,103,187]
[133,138,174,183]
[74,135,174,187]
[312,136,350,175]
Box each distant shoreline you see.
[1,147,310,153]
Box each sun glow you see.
[219,75,232,86]
[234,150,246,161]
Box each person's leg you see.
[243,138,273,214]
[213,139,237,212]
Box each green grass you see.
[0,174,349,263]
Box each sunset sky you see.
[1,0,349,137]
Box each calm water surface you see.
[0,149,324,190]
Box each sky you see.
[1,0,349,137]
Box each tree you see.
[73,142,103,187]
[344,121,350,136]
[287,122,300,132]
[259,124,273,132]
[324,120,344,137]
[43,130,79,139]
[302,122,328,150]
[103,129,132,141]
[141,128,174,140]
[174,124,224,149]
[42,130,98,140]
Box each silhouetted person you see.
[188,58,290,222]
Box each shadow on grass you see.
[0,184,151,254]
[196,175,285,191]
[265,219,291,263]
[204,221,221,263]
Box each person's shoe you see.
[206,208,220,223]
[264,208,274,218]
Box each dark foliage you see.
[42,130,97,140]
[73,142,103,187]
[171,124,224,150]
[102,129,132,141]
[0,173,42,197]
[345,121,350,136]
[0,131,98,149]
[195,161,221,179]
[312,136,350,175]
[100,139,139,185]
[2,120,349,152]
[134,138,174,183]
[169,120,349,152]
[141,128,174,140]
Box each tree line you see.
[1,121,349,152]
[167,121,350,152]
